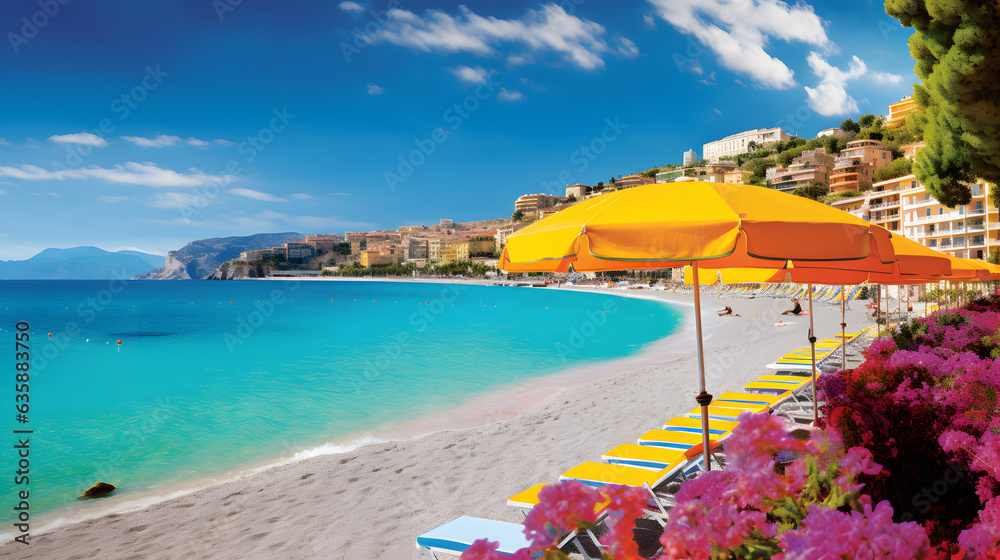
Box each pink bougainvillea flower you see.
[841,446,883,477]
[597,484,647,560]
[522,480,601,550]
[780,501,930,559]
[958,495,1000,557]
[460,539,505,560]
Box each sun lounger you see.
[743,380,807,394]
[636,429,711,450]
[417,516,532,558]
[602,444,688,470]
[560,461,684,489]
[756,375,813,385]
[664,416,738,435]
[713,391,784,407]
[683,404,767,420]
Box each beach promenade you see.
[3,287,875,559]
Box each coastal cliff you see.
[134,233,303,280]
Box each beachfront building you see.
[901,142,926,159]
[768,147,835,193]
[565,183,588,200]
[828,140,894,194]
[702,127,790,162]
[514,194,568,219]
[403,236,429,260]
[724,170,754,184]
[829,157,874,193]
[683,149,697,165]
[655,168,685,183]
[841,139,893,168]
[359,246,404,267]
[466,236,496,257]
[815,127,849,138]
[495,222,530,253]
[886,95,918,129]
[833,174,997,260]
[616,174,654,188]
[285,242,316,263]
[902,178,992,259]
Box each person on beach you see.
[717,306,740,317]
[781,298,802,316]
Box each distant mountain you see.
[135,233,304,280]
[0,246,166,279]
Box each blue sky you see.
[0,0,916,260]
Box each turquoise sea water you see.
[0,280,680,521]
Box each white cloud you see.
[100,195,129,202]
[149,192,214,209]
[367,83,385,95]
[643,14,656,29]
[215,139,237,146]
[291,193,312,199]
[615,37,639,59]
[49,132,109,147]
[0,162,236,188]
[229,188,287,202]
[803,52,867,117]
[447,65,490,84]
[871,71,903,86]
[370,4,637,71]
[0,138,10,146]
[121,135,214,148]
[339,1,364,13]
[0,189,5,195]
[497,88,525,101]
[647,0,829,89]
[713,107,723,116]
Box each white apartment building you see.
[832,174,997,260]
[702,127,790,162]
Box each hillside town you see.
[233,93,994,277]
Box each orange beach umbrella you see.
[500,182,897,468]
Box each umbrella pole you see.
[808,283,818,425]
[691,265,713,472]
[841,286,847,372]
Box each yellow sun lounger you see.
[637,429,714,450]
[684,404,768,420]
[507,483,547,512]
[713,391,784,407]
[601,444,688,470]
[756,375,813,385]
[743,381,799,396]
[560,461,683,489]
[664,416,738,436]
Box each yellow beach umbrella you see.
[500,182,896,466]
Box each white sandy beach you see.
[3,287,878,559]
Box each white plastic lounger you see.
[417,516,531,558]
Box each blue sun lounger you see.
[417,516,531,558]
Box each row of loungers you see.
[416,328,874,558]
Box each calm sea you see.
[0,279,680,524]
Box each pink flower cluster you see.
[778,501,930,559]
